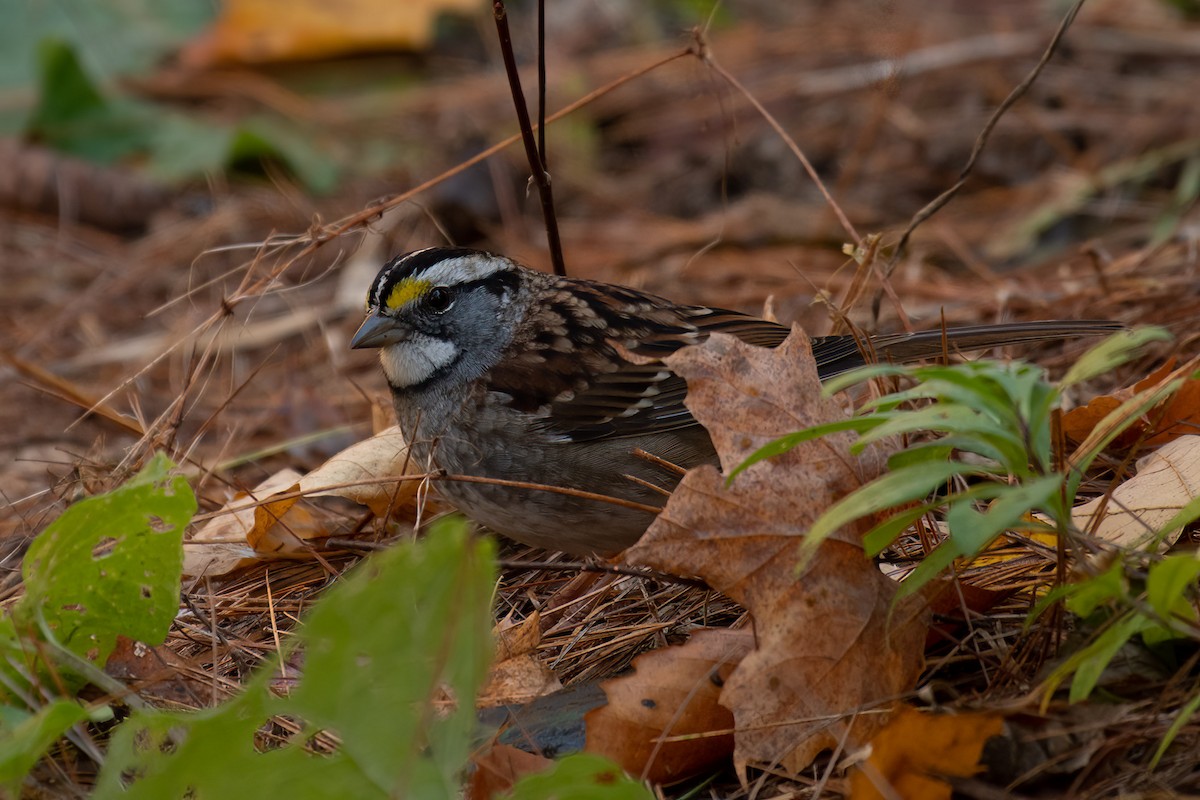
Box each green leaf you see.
[506,753,653,800]
[0,700,88,795]
[12,453,193,677]
[1062,561,1127,619]
[862,501,937,557]
[1152,154,1200,246]
[237,117,340,194]
[1041,613,1153,705]
[27,39,158,163]
[1067,614,1152,703]
[855,404,1028,468]
[291,520,494,794]
[145,114,238,180]
[819,363,911,396]
[885,442,955,470]
[1060,328,1172,388]
[728,417,884,483]
[24,39,338,191]
[95,519,496,799]
[1067,377,1185,494]
[29,38,105,128]
[943,475,1062,556]
[805,461,982,555]
[1146,554,1200,624]
[1151,689,1200,769]
[869,365,1019,420]
[896,476,1062,599]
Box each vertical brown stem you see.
[492,0,567,276]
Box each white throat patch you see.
[379,334,459,388]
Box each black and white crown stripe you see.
[369,247,513,310]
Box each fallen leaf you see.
[1072,434,1200,551]
[298,426,423,519]
[626,329,928,777]
[1062,395,1125,445]
[849,706,1004,800]
[466,743,554,800]
[478,612,561,709]
[104,636,208,707]
[181,0,484,66]
[495,611,544,662]
[183,427,426,577]
[477,655,562,709]
[1063,359,1200,449]
[586,628,753,784]
[183,469,315,577]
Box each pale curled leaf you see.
[299,426,422,518]
[626,329,927,776]
[183,469,311,577]
[183,428,422,577]
[1072,435,1200,551]
[476,655,561,710]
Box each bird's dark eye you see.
[426,287,453,313]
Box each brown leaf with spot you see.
[849,706,1004,800]
[626,329,929,776]
[586,627,754,784]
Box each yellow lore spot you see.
[385,278,432,310]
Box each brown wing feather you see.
[489,273,1120,442]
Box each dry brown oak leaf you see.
[625,328,929,776]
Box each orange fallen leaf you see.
[182,0,484,66]
[849,706,1004,800]
[626,329,928,777]
[586,628,753,785]
[1062,395,1124,445]
[1063,358,1200,449]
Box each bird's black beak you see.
[350,313,406,349]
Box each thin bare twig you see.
[537,0,547,169]
[493,0,566,276]
[695,30,860,245]
[875,0,1087,320]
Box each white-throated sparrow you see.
[351,247,1119,555]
